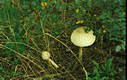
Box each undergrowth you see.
[0,0,126,80]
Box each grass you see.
[0,0,126,80]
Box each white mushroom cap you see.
[71,27,96,47]
[42,51,50,60]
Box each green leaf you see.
[118,68,123,73]
[105,58,113,73]
[0,78,5,80]
[101,65,106,72]
[31,1,37,6]
[0,67,3,71]
[122,76,126,80]
[61,3,66,10]
[87,0,92,7]
[5,43,16,55]
[101,77,109,80]
[92,61,100,69]
[14,59,20,65]
[55,2,61,9]
[93,67,100,78]
[75,0,80,4]
[115,45,121,52]
[22,5,29,9]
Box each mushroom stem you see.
[79,47,83,62]
[48,58,59,68]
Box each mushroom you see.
[71,27,96,62]
[42,51,59,68]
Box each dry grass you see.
[0,26,126,80]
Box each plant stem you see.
[79,47,88,80]
[79,47,83,62]
[48,58,59,68]
[83,67,88,80]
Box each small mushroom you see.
[71,27,96,62]
[42,51,59,68]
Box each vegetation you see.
[0,0,126,80]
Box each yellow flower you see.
[103,29,106,33]
[76,9,79,13]
[76,21,80,24]
[94,14,96,16]
[96,17,99,20]
[41,2,47,7]
[101,25,105,28]
[83,9,86,12]
[76,20,84,24]
[80,20,84,23]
